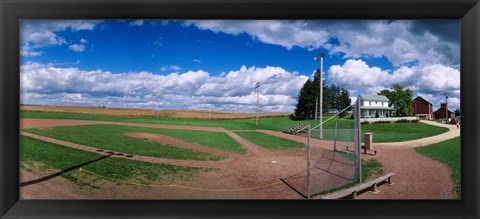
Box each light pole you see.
[314,53,324,139]
[445,93,448,123]
[255,82,260,127]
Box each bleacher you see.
[283,123,308,134]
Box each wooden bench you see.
[320,172,395,199]
[345,145,377,156]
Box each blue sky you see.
[20,20,460,112]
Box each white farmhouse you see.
[359,94,396,118]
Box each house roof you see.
[359,94,390,102]
[360,106,396,110]
[414,96,432,106]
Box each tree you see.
[378,84,413,117]
[294,70,351,119]
[454,108,461,117]
[338,88,351,118]
[293,69,329,119]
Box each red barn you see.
[412,96,433,120]
[434,102,455,120]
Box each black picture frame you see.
[1,0,479,218]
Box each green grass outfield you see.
[21,111,351,131]
[22,124,238,160]
[361,122,449,143]
[234,131,304,150]
[415,136,460,199]
[22,111,449,143]
[20,136,210,187]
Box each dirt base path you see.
[357,121,459,199]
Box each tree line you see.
[293,70,351,119]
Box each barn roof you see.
[414,96,433,105]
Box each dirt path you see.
[357,121,459,199]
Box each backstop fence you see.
[281,100,362,199]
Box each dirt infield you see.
[19,118,457,199]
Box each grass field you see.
[234,131,304,150]
[20,136,210,187]
[361,122,449,142]
[415,137,460,199]
[23,124,234,160]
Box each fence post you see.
[354,100,362,183]
[307,125,311,199]
[333,121,338,152]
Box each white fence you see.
[360,116,419,124]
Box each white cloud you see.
[20,20,102,56]
[328,59,460,107]
[192,59,202,63]
[80,38,87,43]
[20,45,42,57]
[185,20,329,51]
[20,62,308,113]
[129,20,144,26]
[160,65,181,72]
[68,44,85,52]
[185,20,459,67]
[328,59,391,94]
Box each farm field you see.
[21,105,291,120]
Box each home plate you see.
[271,161,277,164]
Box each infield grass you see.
[23,124,231,160]
[234,131,304,150]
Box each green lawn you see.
[21,111,350,131]
[22,111,449,143]
[361,122,449,143]
[415,137,461,199]
[20,136,210,187]
[234,131,304,150]
[23,124,230,160]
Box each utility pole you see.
[255,82,260,127]
[445,93,448,123]
[314,53,324,139]
[315,97,318,120]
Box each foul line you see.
[78,168,283,192]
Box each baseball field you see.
[19,105,450,199]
